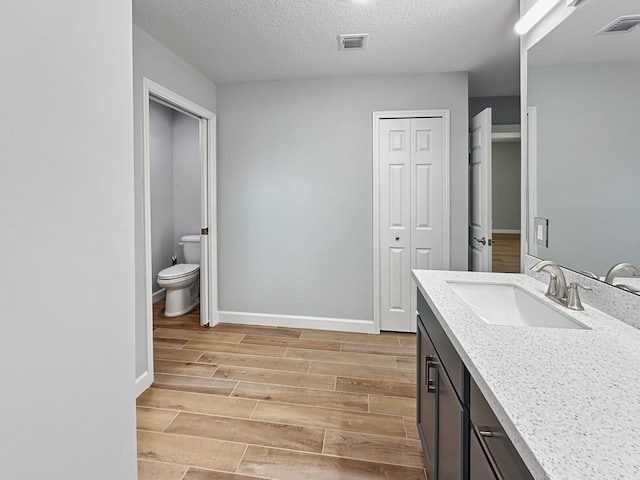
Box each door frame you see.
[372,110,451,333]
[138,78,218,396]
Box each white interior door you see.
[379,116,445,332]
[469,108,493,272]
[380,118,411,332]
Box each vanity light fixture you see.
[515,0,564,35]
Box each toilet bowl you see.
[157,234,201,317]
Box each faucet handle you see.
[546,272,559,298]
[567,282,592,311]
[579,270,600,280]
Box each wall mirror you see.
[526,0,640,294]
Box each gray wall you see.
[528,61,640,275]
[217,73,469,321]
[469,95,520,125]
[133,25,216,378]
[1,1,136,478]
[492,141,521,231]
[172,111,201,261]
[150,101,175,292]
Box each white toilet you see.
[157,234,201,317]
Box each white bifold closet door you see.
[379,117,445,332]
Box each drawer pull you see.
[475,426,505,480]
[425,355,437,393]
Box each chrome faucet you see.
[531,260,568,303]
[604,263,640,285]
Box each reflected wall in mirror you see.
[526,0,640,293]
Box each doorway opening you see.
[491,125,521,273]
[137,79,217,396]
[469,107,521,274]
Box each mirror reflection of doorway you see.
[491,127,521,273]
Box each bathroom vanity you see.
[414,269,640,480]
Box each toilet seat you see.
[158,264,200,281]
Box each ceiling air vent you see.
[598,15,640,34]
[338,34,368,50]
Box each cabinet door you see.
[436,359,465,480]
[469,428,498,480]
[417,317,437,472]
[470,380,534,480]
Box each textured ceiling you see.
[529,0,640,66]
[133,0,521,96]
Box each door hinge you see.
[201,228,209,235]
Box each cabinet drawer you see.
[469,427,498,480]
[417,291,465,402]
[470,379,534,480]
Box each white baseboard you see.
[492,229,521,234]
[135,369,153,398]
[152,289,166,303]
[218,311,378,334]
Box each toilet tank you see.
[180,234,201,264]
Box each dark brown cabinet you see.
[417,289,534,480]
[417,318,436,469]
[417,317,465,480]
[469,429,499,480]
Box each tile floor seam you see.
[198,351,308,373]
[152,369,220,380]
[249,400,260,420]
[249,403,407,435]
[318,449,426,470]
[208,364,221,378]
[227,395,370,415]
[237,444,426,473]
[239,414,405,440]
[139,408,271,423]
[321,429,328,455]
[139,428,251,447]
[228,380,241,398]
[149,371,222,381]
[235,444,250,473]
[229,378,370,413]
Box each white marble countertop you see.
[412,270,640,480]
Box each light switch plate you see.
[535,217,549,248]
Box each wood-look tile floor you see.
[492,232,521,274]
[138,301,426,480]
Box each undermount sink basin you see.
[447,282,589,330]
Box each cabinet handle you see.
[425,355,437,393]
[475,426,505,480]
